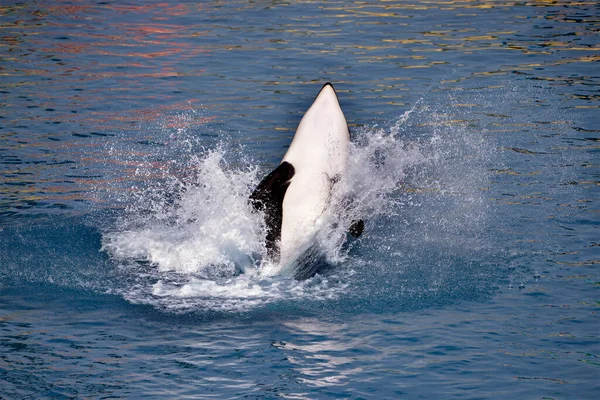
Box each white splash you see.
[102,150,265,277]
[101,102,493,312]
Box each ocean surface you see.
[1,0,598,398]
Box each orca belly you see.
[250,83,350,274]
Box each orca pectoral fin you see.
[348,219,364,237]
[250,161,295,259]
[250,161,295,211]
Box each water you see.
[1,0,598,398]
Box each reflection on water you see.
[277,319,367,388]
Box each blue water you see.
[1,1,598,398]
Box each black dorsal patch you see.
[250,161,295,260]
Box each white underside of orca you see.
[279,84,350,267]
[250,83,352,277]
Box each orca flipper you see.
[250,161,295,259]
[348,219,364,237]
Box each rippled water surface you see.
[1,1,598,398]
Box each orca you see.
[250,83,363,277]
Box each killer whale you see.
[250,83,363,277]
